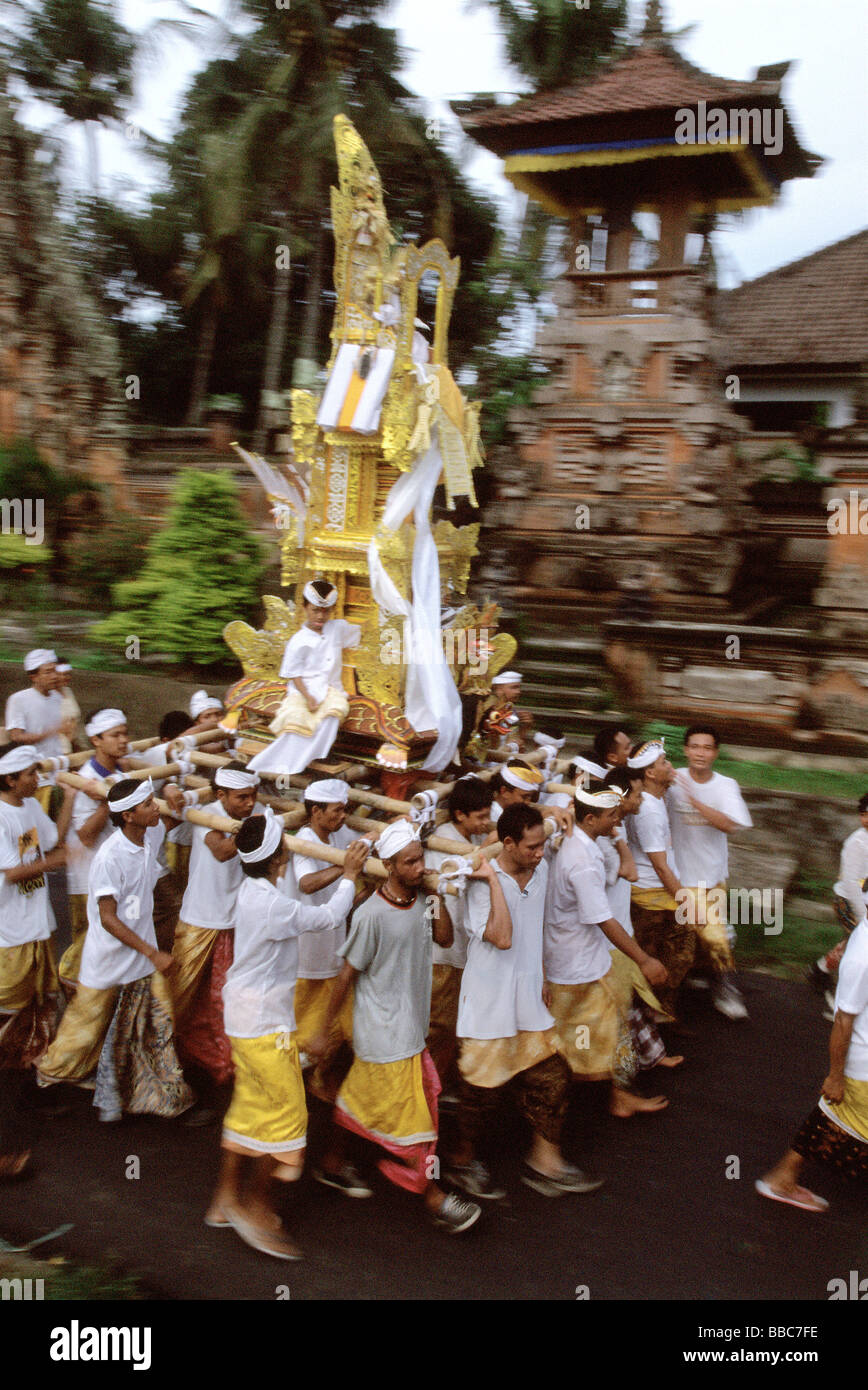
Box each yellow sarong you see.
[269,686,349,739]
[37,982,119,1084]
[295,976,353,1054]
[58,895,88,987]
[337,1054,435,1146]
[823,1076,868,1144]
[0,939,58,1014]
[222,1031,307,1167]
[607,948,671,1020]
[680,883,736,973]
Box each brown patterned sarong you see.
[631,902,695,1020]
[791,1103,868,1182]
[457,1053,571,1147]
[0,939,62,1069]
[426,963,462,1090]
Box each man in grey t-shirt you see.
[310,819,481,1234]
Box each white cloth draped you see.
[367,424,463,772]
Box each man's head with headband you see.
[85,708,128,764]
[376,819,425,894]
[302,579,338,633]
[494,758,544,808]
[236,808,287,879]
[107,778,159,831]
[304,778,349,834]
[0,744,41,796]
[573,784,624,838]
[190,689,224,728]
[626,738,672,789]
[214,760,260,819]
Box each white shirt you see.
[425,820,484,970]
[667,771,753,887]
[600,829,634,939]
[626,792,678,890]
[65,757,123,896]
[4,687,63,774]
[292,823,356,978]
[459,858,553,1040]
[279,619,361,706]
[544,827,613,985]
[835,826,868,923]
[179,807,264,932]
[79,824,166,990]
[223,874,355,1038]
[0,797,58,946]
[831,919,868,1082]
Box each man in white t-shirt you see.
[0,744,67,1178]
[37,778,193,1123]
[811,792,868,1013]
[4,649,73,814]
[545,786,670,1122]
[291,778,368,1099]
[666,724,753,1021]
[247,579,361,775]
[757,916,868,1210]
[172,762,261,1098]
[424,775,494,1095]
[625,739,695,1024]
[56,708,129,989]
[449,803,602,1201]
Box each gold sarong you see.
[170,921,219,1022]
[37,981,121,1085]
[458,1029,559,1089]
[680,883,736,975]
[270,686,349,739]
[0,939,61,1068]
[58,894,88,987]
[547,972,627,1080]
[607,948,671,1020]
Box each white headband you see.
[627,739,666,771]
[237,806,284,864]
[108,778,155,813]
[491,670,521,685]
[303,580,338,608]
[305,778,349,805]
[190,690,223,718]
[24,648,57,672]
[574,786,624,810]
[573,756,607,781]
[0,745,40,775]
[501,763,544,791]
[86,709,126,739]
[377,820,421,861]
[56,664,72,675]
[533,732,566,751]
[215,767,260,790]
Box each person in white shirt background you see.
[4,649,75,814]
[811,792,868,1020]
[666,724,753,1022]
[0,744,67,1180]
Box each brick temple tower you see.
[459,0,822,620]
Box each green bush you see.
[66,516,155,607]
[91,470,263,665]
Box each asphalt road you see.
[3,914,866,1302]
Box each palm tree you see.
[5,0,135,193]
[477,0,629,92]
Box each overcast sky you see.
[30,0,868,288]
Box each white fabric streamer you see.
[367,424,463,772]
[436,854,474,898]
[410,789,439,828]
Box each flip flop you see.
[754,1179,829,1213]
[203,1206,231,1228]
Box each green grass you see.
[642,719,867,800]
[735,914,841,978]
[0,1252,150,1300]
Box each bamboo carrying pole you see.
[39,735,161,774]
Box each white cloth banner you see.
[367,424,463,771]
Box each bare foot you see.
[610,1090,669,1118]
[654,1054,684,1069]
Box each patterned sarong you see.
[631,900,696,1019]
[426,962,462,1090]
[92,973,194,1120]
[792,1078,868,1182]
[680,884,736,975]
[336,1049,440,1194]
[547,973,635,1085]
[0,939,62,1069]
